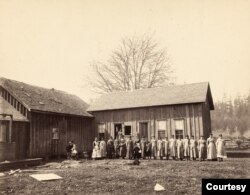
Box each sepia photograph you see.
[0,0,250,194]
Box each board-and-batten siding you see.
[29,112,94,158]
[91,103,210,140]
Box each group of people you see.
[66,140,78,160]
[91,133,227,162]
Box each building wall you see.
[0,120,29,161]
[29,112,94,158]
[91,103,212,141]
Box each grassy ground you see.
[0,158,249,195]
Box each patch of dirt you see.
[0,158,249,195]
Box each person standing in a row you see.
[107,136,114,159]
[164,137,169,160]
[140,137,147,159]
[198,136,206,161]
[169,135,177,160]
[126,136,133,159]
[157,137,164,160]
[120,136,126,159]
[216,134,226,162]
[151,136,157,159]
[183,136,190,160]
[207,133,217,161]
[176,137,184,160]
[190,136,198,160]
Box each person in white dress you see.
[207,133,217,161]
[92,137,101,159]
[100,137,107,158]
[169,135,177,160]
[151,136,157,159]
[183,135,190,161]
[190,136,198,160]
[157,137,164,160]
[216,134,227,162]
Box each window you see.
[158,130,165,139]
[98,133,105,140]
[98,123,105,133]
[124,125,131,135]
[158,121,166,130]
[0,123,7,142]
[52,128,59,140]
[158,120,166,139]
[175,119,184,139]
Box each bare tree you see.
[90,34,174,93]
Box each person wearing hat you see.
[216,134,227,162]
[207,133,217,161]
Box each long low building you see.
[0,77,214,161]
[0,78,94,161]
[88,82,214,141]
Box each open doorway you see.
[139,122,148,140]
[114,123,122,139]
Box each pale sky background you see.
[0,0,250,103]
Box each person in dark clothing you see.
[66,141,73,159]
[133,143,141,159]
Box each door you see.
[114,123,122,139]
[139,122,148,140]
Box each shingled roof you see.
[88,82,214,112]
[0,78,92,117]
[0,96,29,121]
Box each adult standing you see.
[183,135,190,160]
[176,137,184,160]
[164,137,169,160]
[157,137,164,160]
[207,133,217,161]
[169,135,177,160]
[145,140,152,159]
[126,136,134,159]
[114,138,120,158]
[100,137,107,158]
[92,137,101,159]
[190,136,198,160]
[120,137,127,159]
[107,136,114,159]
[198,136,206,161]
[151,136,157,159]
[216,134,227,162]
[140,137,146,159]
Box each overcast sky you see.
[0,0,250,103]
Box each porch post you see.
[9,115,13,143]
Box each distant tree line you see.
[211,92,250,136]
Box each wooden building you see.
[88,82,214,141]
[0,78,94,161]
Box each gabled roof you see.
[88,82,214,112]
[0,96,29,121]
[0,78,92,117]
